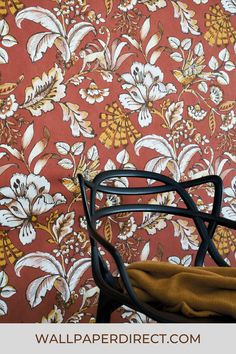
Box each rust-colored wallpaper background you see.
[0,0,235,323]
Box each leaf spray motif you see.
[15,6,96,63]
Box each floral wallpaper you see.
[0,0,235,323]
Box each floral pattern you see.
[0,0,235,323]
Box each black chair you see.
[78,169,236,323]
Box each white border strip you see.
[0,323,235,354]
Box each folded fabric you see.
[120,261,236,318]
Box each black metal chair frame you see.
[78,169,236,323]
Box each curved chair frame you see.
[78,169,236,323]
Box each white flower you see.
[220,110,236,131]
[79,82,109,104]
[141,0,167,12]
[222,176,236,221]
[119,62,176,127]
[0,174,66,245]
[188,104,207,120]
[0,95,18,120]
[210,86,223,105]
[118,216,137,240]
[118,0,137,12]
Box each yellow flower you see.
[99,102,141,149]
[0,0,24,16]
[204,4,236,46]
[0,230,23,267]
[213,226,236,256]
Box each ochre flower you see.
[204,4,236,46]
[0,0,24,16]
[0,230,23,267]
[99,102,141,148]
[214,225,236,256]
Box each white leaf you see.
[221,0,236,14]
[27,274,59,307]
[116,149,129,164]
[24,65,66,116]
[194,42,204,56]
[0,144,21,159]
[140,17,150,41]
[71,142,84,155]
[58,158,73,169]
[219,48,230,62]
[135,135,175,159]
[27,32,61,62]
[217,71,230,85]
[170,52,183,62]
[145,33,160,56]
[178,144,201,174]
[150,48,165,65]
[224,61,236,71]
[53,277,70,302]
[0,299,7,315]
[28,138,48,166]
[172,1,201,35]
[52,212,75,243]
[0,19,9,36]
[181,38,192,50]
[168,37,180,49]
[104,159,116,171]
[0,47,8,64]
[15,252,65,277]
[54,36,71,63]
[22,123,34,150]
[0,271,8,287]
[55,142,70,155]
[0,286,16,298]
[224,152,236,163]
[198,82,208,93]
[68,22,96,53]
[140,242,150,261]
[168,256,180,265]
[67,258,91,291]
[123,162,136,170]
[2,35,17,47]
[165,101,184,129]
[33,153,53,174]
[209,56,219,70]
[122,35,140,49]
[60,102,94,138]
[16,6,65,35]
[181,255,192,267]
[87,145,98,161]
[0,164,16,176]
[145,156,172,175]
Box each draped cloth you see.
[120,262,236,318]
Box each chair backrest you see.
[78,170,233,279]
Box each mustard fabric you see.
[122,262,236,318]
